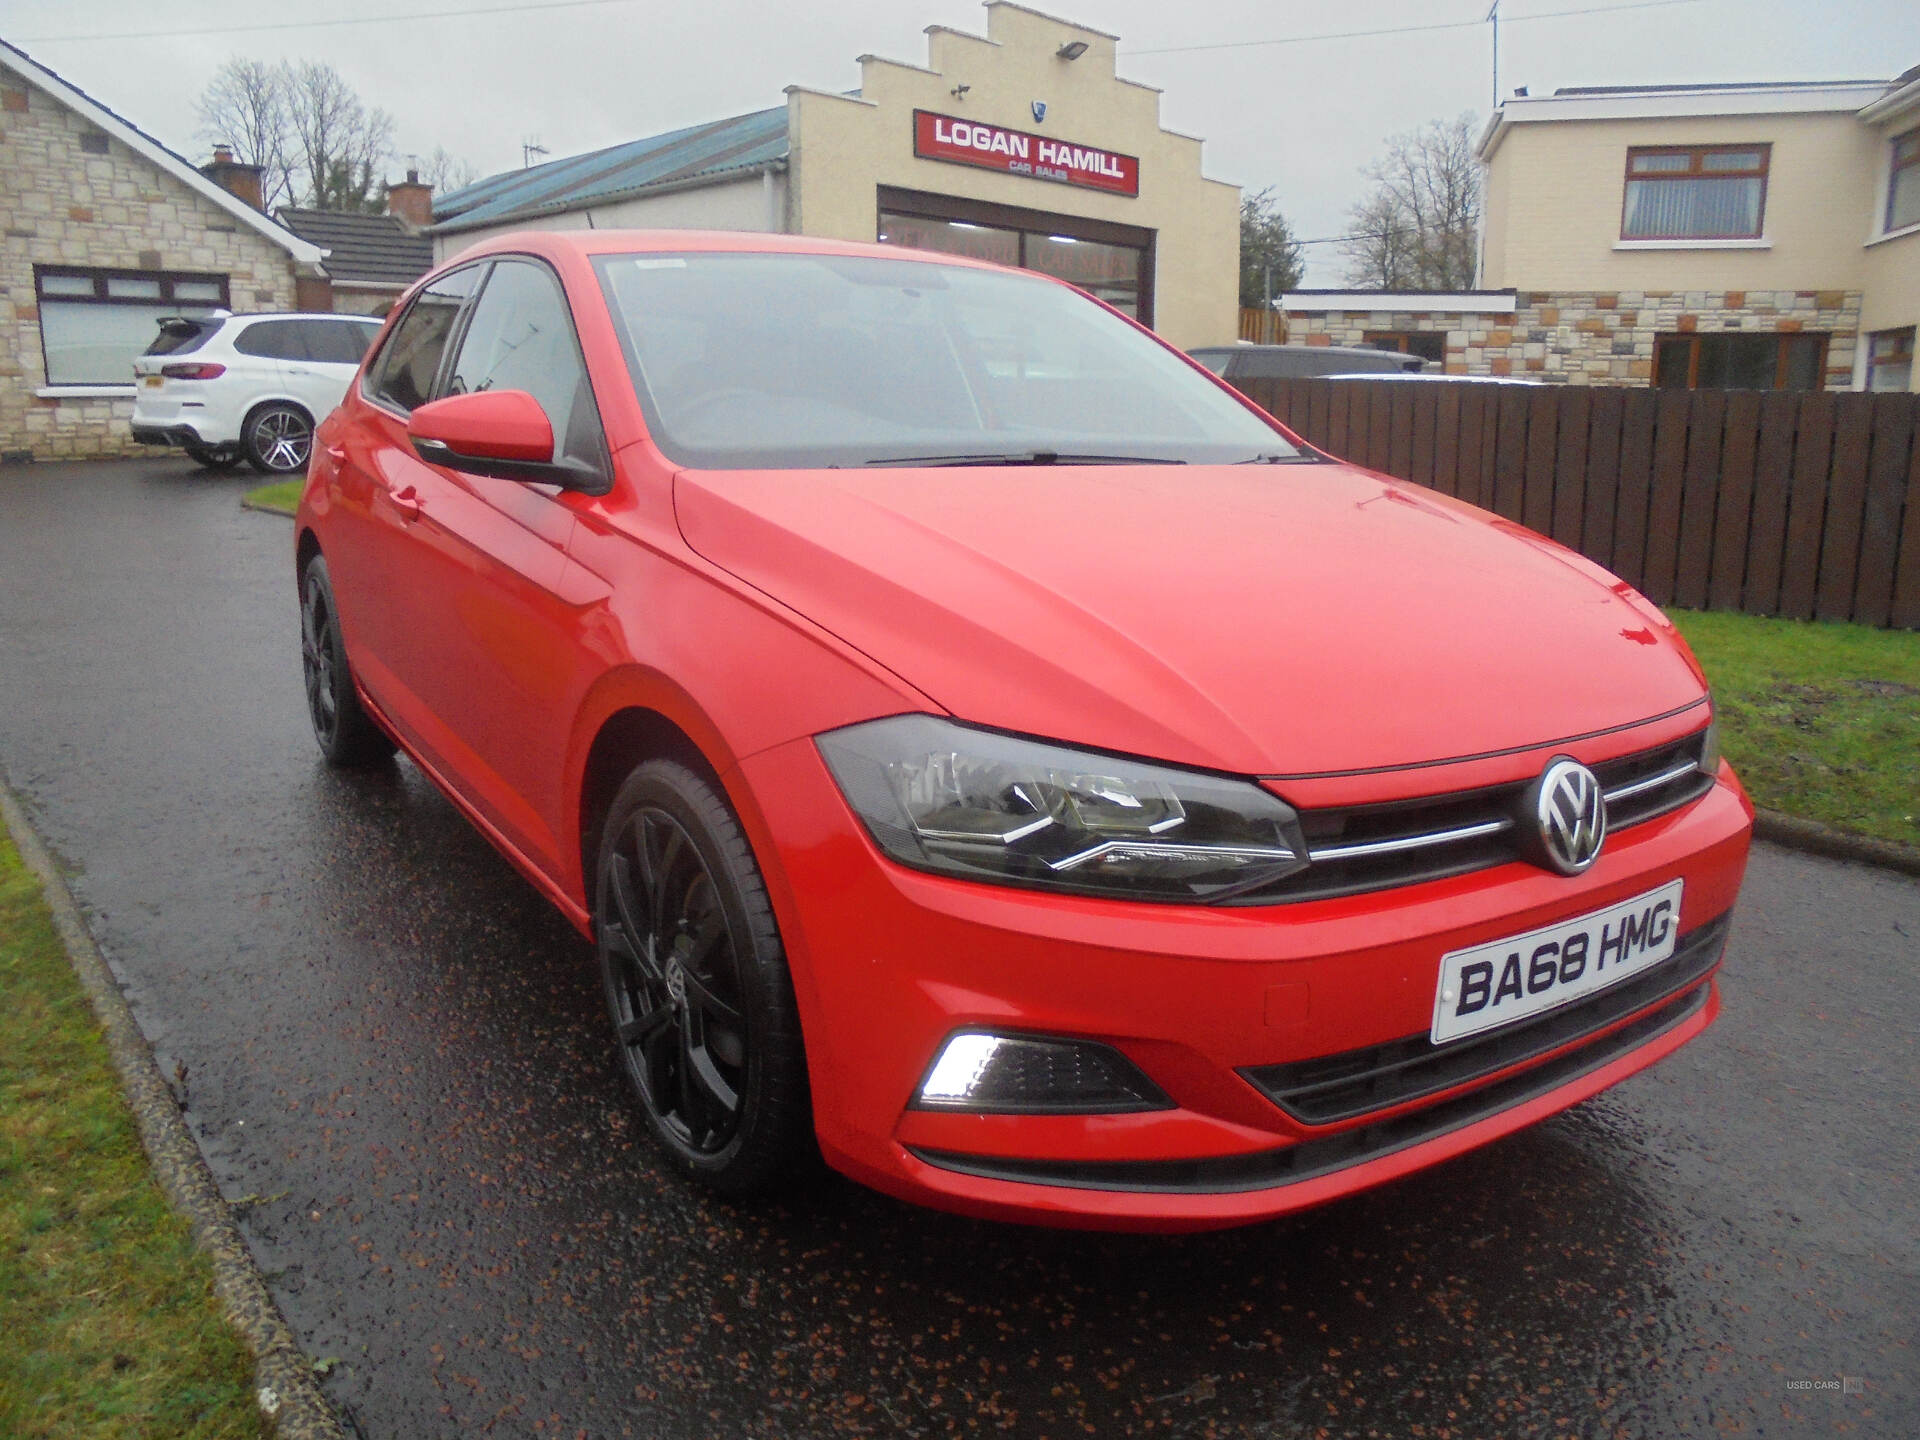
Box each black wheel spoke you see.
[687,1039,740,1119]
[680,967,742,1028]
[605,861,663,983]
[618,1005,672,1048]
[676,1022,708,1142]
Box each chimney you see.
[201,144,264,210]
[386,168,433,230]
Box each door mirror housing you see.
[407,390,605,491]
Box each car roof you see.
[215,312,379,323]
[443,227,1029,275]
[1318,372,1543,384]
[1189,343,1416,361]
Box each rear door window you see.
[233,319,309,360]
[366,267,483,413]
[305,320,377,365]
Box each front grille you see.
[1241,913,1730,1125]
[908,977,1712,1195]
[1232,729,1716,904]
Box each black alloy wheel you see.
[245,403,314,474]
[596,761,810,1194]
[299,554,395,768]
[183,441,244,470]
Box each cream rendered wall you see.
[1857,109,1920,391]
[785,3,1238,348]
[1482,111,1880,293]
[1858,229,1920,390]
[432,174,784,264]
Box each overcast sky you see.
[7,0,1914,284]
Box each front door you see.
[374,257,611,879]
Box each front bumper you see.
[732,737,1752,1231]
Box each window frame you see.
[1886,128,1920,235]
[1652,331,1828,392]
[33,264,232,387]
[360,261,490,417]
[442,255,610,476]
[1620,144,1771,242]
[1866,327,1915,392]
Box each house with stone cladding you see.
[0,38,329,462]
[1282,68,1920,394]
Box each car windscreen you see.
[593,252,1300,469]
[143,318,219,357]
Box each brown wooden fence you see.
[1238,307,1287,345]
[1238,377,1920,631]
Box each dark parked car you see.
[1188,343,1425,382]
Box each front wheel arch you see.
[577,706,725,915]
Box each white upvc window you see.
[34,265,229,387]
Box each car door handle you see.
[391,485,422,522]
[322,442,347,462]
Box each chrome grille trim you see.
[1307,817,1513,863]
[1229,729,1715,904]
[1602,759,1701,804]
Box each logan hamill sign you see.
[912,110,1140,197]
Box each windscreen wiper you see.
[862,451,1187,467]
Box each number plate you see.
[1430,879,1684,1044]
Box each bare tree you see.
[196,57,295,211]
[284,61,395,212]
[1341,113,1482,291]
[417,146,479,194]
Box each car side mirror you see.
[407,390,605,492]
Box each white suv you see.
[130,312,383,474]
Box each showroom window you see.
[1867,328,1915,392]
[876,187,1154,324]
[1653,331,1826,391]
[1888,129,1920,233]
[35,266,230,386]
[1622,145,1769,240]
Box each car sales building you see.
[429,3,1240,348]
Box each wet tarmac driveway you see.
[1,461,1914,1438]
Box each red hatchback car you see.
[295,230,1751,1231]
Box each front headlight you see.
[1697,711,1722,775]
[816,715,1309,903]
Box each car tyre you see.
[244,402,314,475]
[300,553,396,768]
[183,441,244,470]
[595,760,812,1196]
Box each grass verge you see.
[241,479,302,515]
[0,817,268,1439]
[1670,608,1920,848]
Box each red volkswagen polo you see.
[294,230,1750,1231]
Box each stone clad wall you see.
[1285,289,1864,389]
[1,63,299,460]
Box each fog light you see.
[913,1032,1170,1114]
